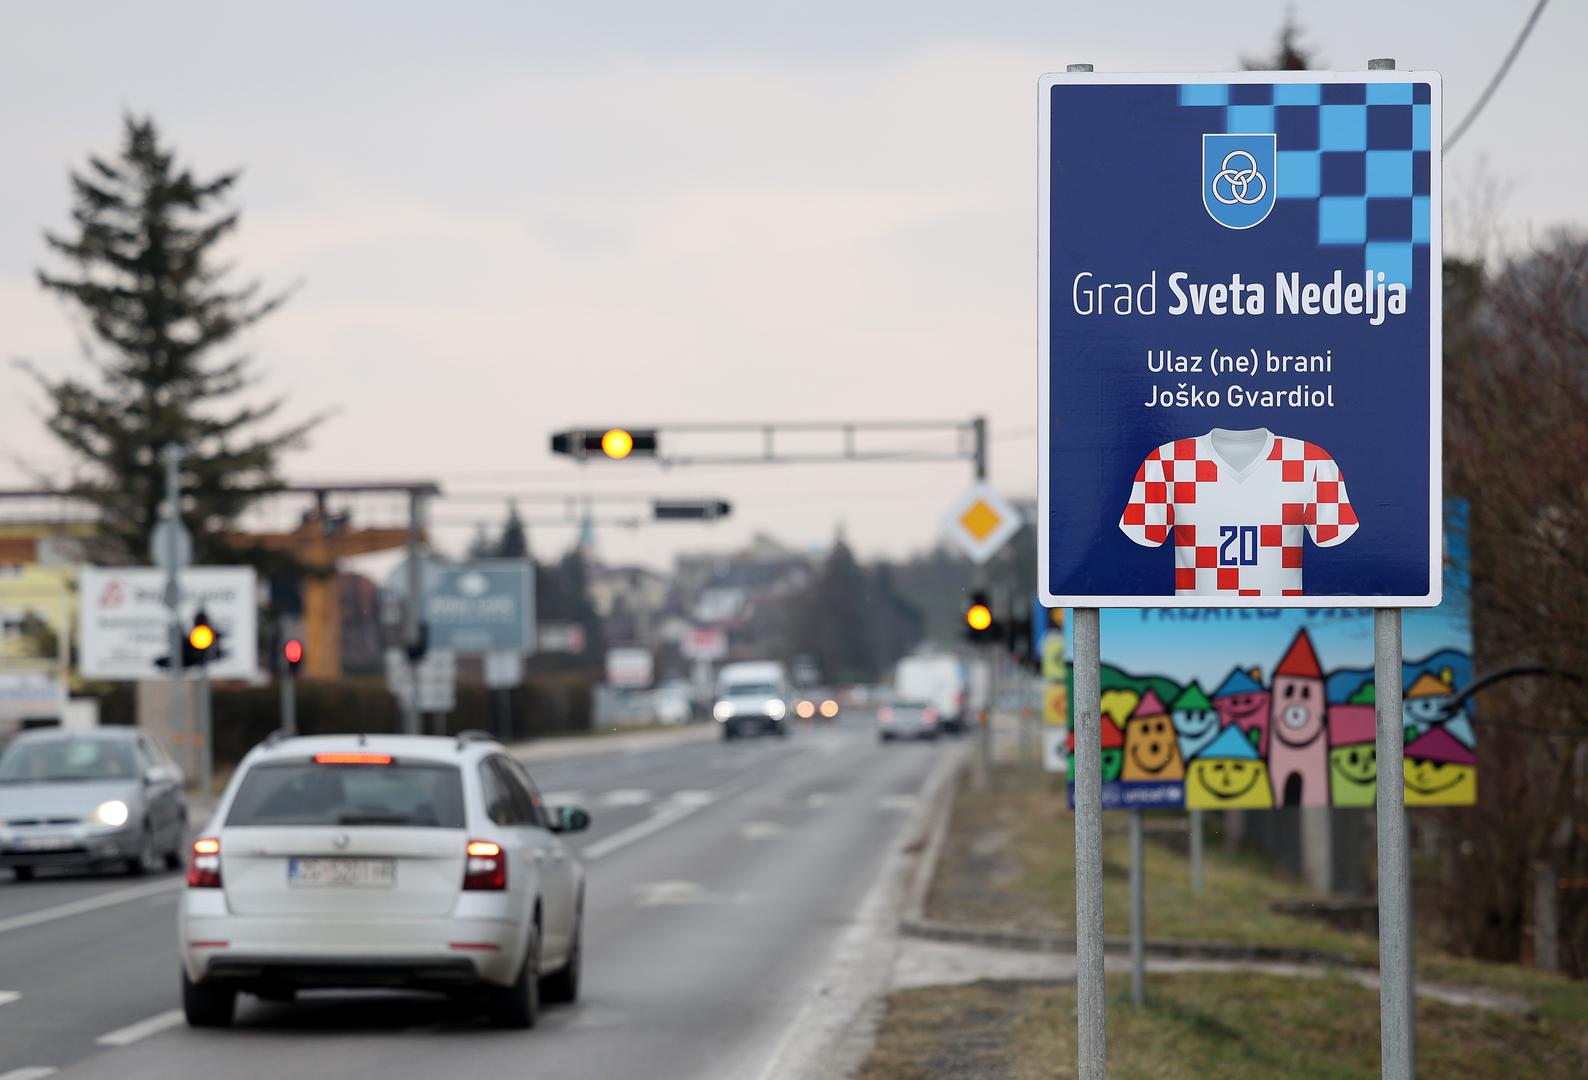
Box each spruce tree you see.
[24,114,319,562]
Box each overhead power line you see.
[1446,0,1551,151]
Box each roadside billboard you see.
[422,560,534,654]
[79,566,258,680]
[1040,71,1442,607]
[1067,503,1474,810]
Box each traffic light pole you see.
[197,660,213,797]
[161,446,186,745]
[281,671,297,736]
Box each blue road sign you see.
[1038,72,1441,608]
[423,560,535,654]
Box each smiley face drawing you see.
[1327,703,1378,807]
[1120,689,1184,782]
[1169,681,1220,763]
[1185,724,1273,810]
[1403,727,1477,806]
[1212,667,1270,755]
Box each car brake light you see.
[463,839,506,890]
[878,706,893,722]
[187,837,222,888]
[924,708,939,725]
[314,752,394,765]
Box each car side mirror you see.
[143,768,161,787]
[552,805,590,834]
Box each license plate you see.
[16,834,73,852]
[287,857,396,888]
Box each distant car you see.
[895,654,972,734]
[178,732,590,1029]
[877,700,941,742]
[792,687,840,723]
[0,726,188,880]
[714,660,791,739]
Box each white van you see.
[894,653,971,734]
[713,661,791,740]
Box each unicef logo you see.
[1210,150,1267,206]
[1202,134,1276,230]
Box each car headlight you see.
[94,800,130,827]
[766,699,786,720]
[820,699,839,718]
[713,701,735,722]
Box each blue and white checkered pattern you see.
[1179,82,1432,287]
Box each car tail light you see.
[878,706,893,723]
[924,708,939,725]
[314,752,394,765]
[187,837,222,888]
[463,839,506,890]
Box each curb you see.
[897,916,1357,966]
[901,743,967,922]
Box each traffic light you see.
[283,638,304,676]
[158,611,222,669]
[964,591,999,645]
[549,428,659,461]
[652,499,732,521]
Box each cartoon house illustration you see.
[1185,723,1273,810]
[1213,666,1270,755]
[1403,727,1477,806]
[1120,689,1184,783]
[1404,671,1473,748]
[1326,703,1377,807]
[1267,630,1330,808]
[1067,715,1125,783]
[1170,681,1220,763]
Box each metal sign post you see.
[197,660,213,797]
[1071,604,1106,1078]
[1189,808,1205,896]
[1129,807,1146,1006]
[1375,607,1413,1076]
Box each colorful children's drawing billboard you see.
[1067,504,1474,810]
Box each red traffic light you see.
[284,639,304,665]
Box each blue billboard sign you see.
[1038,72,1442,607]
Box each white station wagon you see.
[179,732,588,1029]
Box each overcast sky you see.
[0,2,1578,571]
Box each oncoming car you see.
[792,688,840,724]
[179,733,590,1029]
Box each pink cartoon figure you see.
[1267,629,1330,808]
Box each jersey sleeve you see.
[1119,447,1173,547]
[1306,447,1359,547]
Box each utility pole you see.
[403,487,424,735]
[160,445,187,746]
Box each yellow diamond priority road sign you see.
[943,482,1024,565]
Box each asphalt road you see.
[0,716,948,1080]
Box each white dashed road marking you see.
[0,1067,60,1080]
[0,991,19,1007]
[599,789,653,807]
[95,1008,184,1047]
[739,821,788,841]
[0,879,182,938]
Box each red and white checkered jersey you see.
[1118,428,1358,596]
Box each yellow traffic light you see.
[189,623,216,651]
[601,428,634,460]
[966,603,993,632]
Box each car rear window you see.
[225,760,466,828]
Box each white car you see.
[179,732,588,1029]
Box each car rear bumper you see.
[180,910,526,987]
[879,721,938,739]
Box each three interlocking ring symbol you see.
[1211,150,1267,205]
